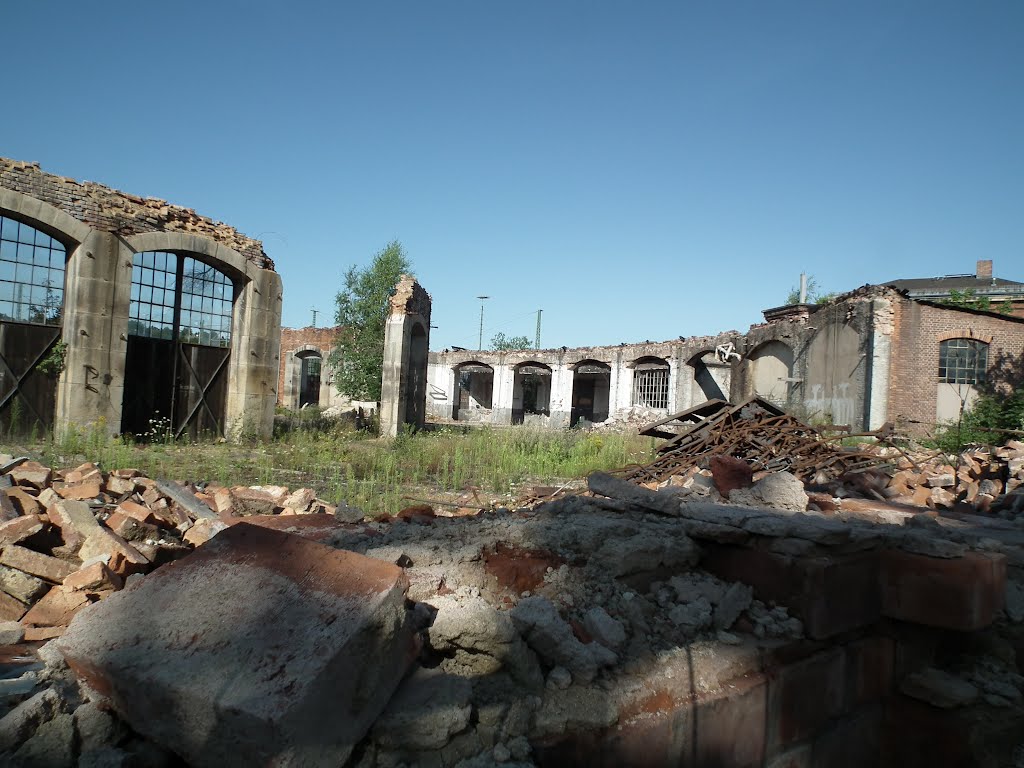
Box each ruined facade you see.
[278,326,351,411]
[380,276,431,437]
[0,158,282,440]
[428,287,1024,436]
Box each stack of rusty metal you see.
[617,396,888,486]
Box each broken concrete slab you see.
[56,523,415,768]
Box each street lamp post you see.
[476,295,489,349]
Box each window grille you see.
[129,252,233,347]
[938,338,988,385]
[0,216,65,326]
[632,367,669,409]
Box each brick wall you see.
[0,158,272,270]
[277,326,340,406]
[888,297,1024,433]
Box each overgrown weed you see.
[26,421,655,517]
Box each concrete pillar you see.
[550,364,572,428]
[866,298,893,430]
[55,230,130,437]
[380,276,431,437]
[493,361,514,424]
[225,269,283,439]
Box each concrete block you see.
[880,550,1006,630]
[56,523,415,768]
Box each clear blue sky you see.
[5,1,1022,350]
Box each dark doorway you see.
[404,323,428,429]
[121,252,234,440]
[299,353,322,407]
[571,360,610,426]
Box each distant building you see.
[886,260,1024,318]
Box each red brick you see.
[880,550,1006,630]
[843,635,895,709]
[701,544,881,639]
[114,500,163,527]
[0,515,45,547]
[21,587,90,627]
[0,545,77,583]
[54,481,102,500]
[811,706,881,768]
[3,487,41,516]
[709,455,754,498]
[694,673,768,767]
[767,647,846,754]
[63,561,123,592]
[0,590,27,621]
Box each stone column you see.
[380,276,432,437]
[55,230,130,437]
[225,269,283,439]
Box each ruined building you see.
[427,286,1024,436]
[0,158,282,440]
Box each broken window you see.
[0,216,65,325]
[453,363,493,420]
[513,363,552,423]
[939,338,988,385]
[631,358,670,409]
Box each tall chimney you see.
[976,259,993,279]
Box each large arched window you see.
[128,252,233,347]
[939,338,988,385]
[0,215,65,325]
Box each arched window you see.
[0,215,66,325]
[128,252,233,346]
[631,357,670,409]
[939,339,988,385]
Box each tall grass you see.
[30,423,656,517]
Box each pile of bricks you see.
[879,440,1024,512]
[0,456,336,642]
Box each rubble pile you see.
[4,453,1022,766]
[1,420,1024,766]
[876,440,1024,514]
[622,397,887,486]
[0,455,340,644]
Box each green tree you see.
[941,289,1012,315]
[329,241,412,402]
[490,332,533,351]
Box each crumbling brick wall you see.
[0,158,272,270]
[888,297,1024,434]
[277,326,340,406]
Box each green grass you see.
[25,422,657,517]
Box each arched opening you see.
[748,341,794,406]
[512,362,552,424]
[121,251,235,440]
[297,351,323,408]
[629,356,670,410]
[0,214,67,436]
[688,350,729,404]
[452,361,493,422]
[570,360,610,427]
[936,338,989,423]
[405,322,428,429]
